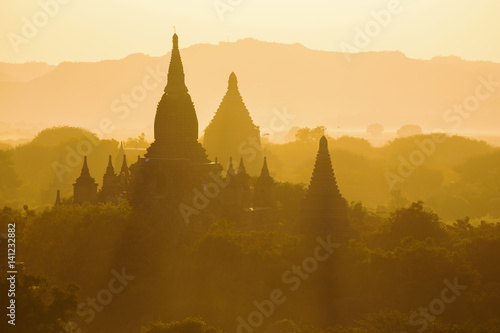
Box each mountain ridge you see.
[1,38,499,141]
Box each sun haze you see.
[1,0,500,64]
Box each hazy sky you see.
[1,0,499,64]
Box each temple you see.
[146,33,207,161]
[253,157,276,209]
[203,72,261,174]
[300,136,349,237]
[128,33,215,208]
[97,156,119,203]
[66,33,350,237]
[73,156,98,204]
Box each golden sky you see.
[1,0,499,64]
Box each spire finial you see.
[173,25,176,34]
[164,32,187,94]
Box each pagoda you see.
[300,136,349,237]
[203,72,261,174]
[128,33,216,207]
[73,156,98,204]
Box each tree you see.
[0,272,79,333]
[125,132,149,148]
[389,201,446,241]
[283,126,301,142]
[396,124,422,137]
[367,201,449,250]
[0,150,21,203]
[366,123,384,136]
[30,126,99,147]
[295,126,326,143]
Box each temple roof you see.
[260,157,270,178]
[74,156,97,186]
[105,155,115,176]
[120,155,129,174]
[237,157,247,175]
[305,136,342,200]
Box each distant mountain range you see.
[1,38,499,141]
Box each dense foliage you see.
[1,198,499,332]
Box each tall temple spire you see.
[260,156,270,178]
[99,155,120,203]
[120,155,129,175]
[128,33,218,209]
[164,33,188,94]
[147,33,207,161]
[307,136,341,198]
[300,136,348,237]
[237,157,247,175]
[116,154,130,196]
[253,157,276,208]
[73,156,98,204]
[80,156,90,177]
[203,72,261,173]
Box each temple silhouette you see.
[67,33,349,236]
[203,71,262,174]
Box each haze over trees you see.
[1,126,500,221]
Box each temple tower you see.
[98,155,120,203]
[251,157,277,230]
[129,33,215,208]
[235,158,251,208]
[55,189,61,206]
[117,154,130,194]
[253,157,276,208]
[300,136,348,237]
[203,72,261,174]
[73,156,98,204]
[145,33,207,161]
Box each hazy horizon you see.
[2,0,500,64]
[3,37,500,67]
[2,37,500,146]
